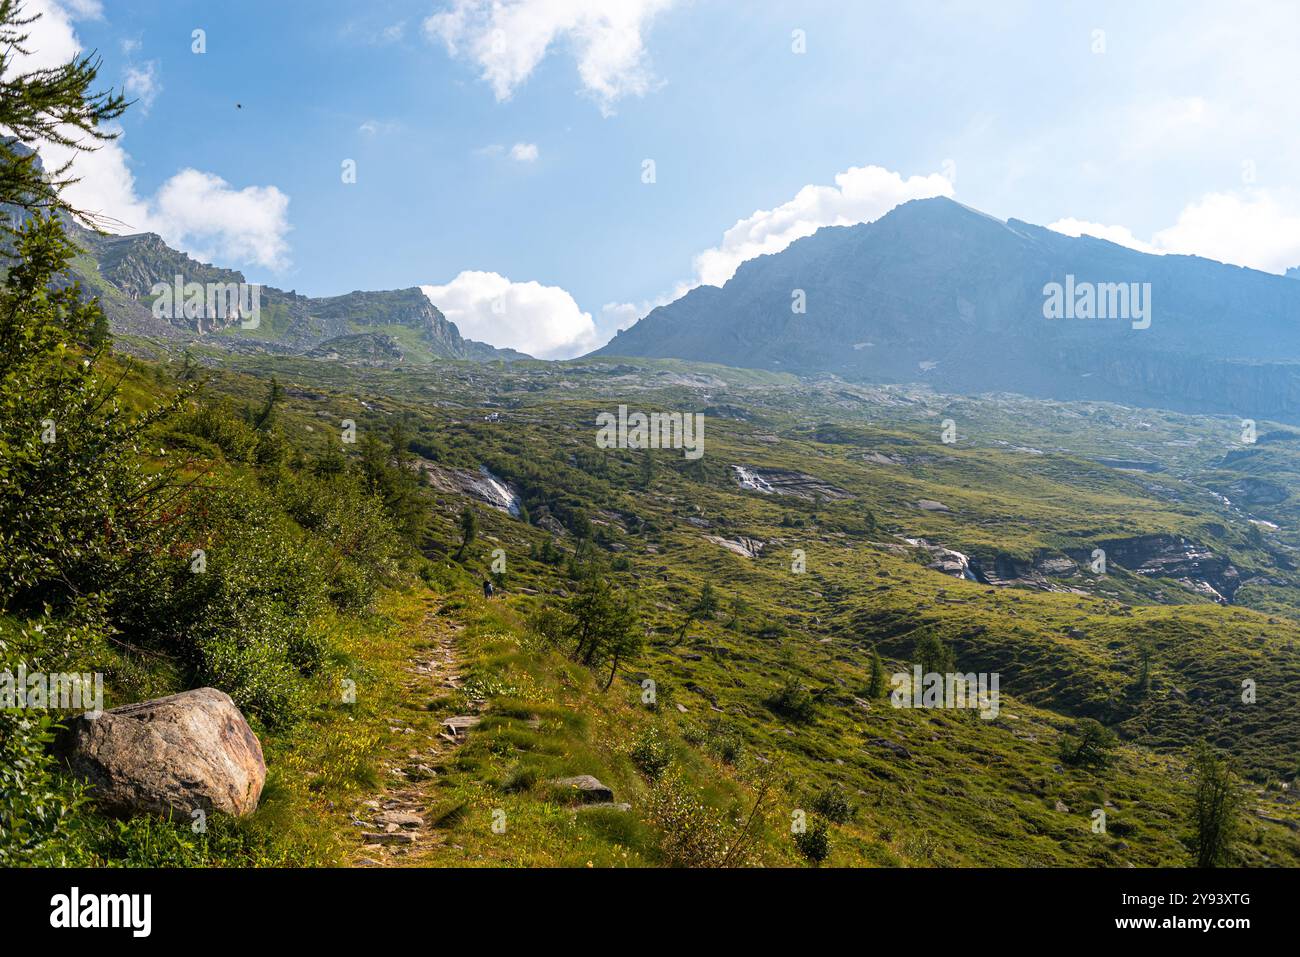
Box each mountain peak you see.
[593,199,1300,420]
[888,194,1000,222]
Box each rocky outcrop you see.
[705,535,766,558]
[731,465,851,500]
[59,688,265,818]
[903,532,1244,602]
[915,499,952,512]
[418,462,523,516]
[902,538,980,581]
[306,332,407,363]
[1224,477,1288,507]
[1083,534,1242,602]
[973,553,1087,592]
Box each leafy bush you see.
[0,712,86,865]
[0,218,183,616]
[794,817,831,865]
[169,400,260,463]
[811,784,854,824]
[110,484,332,725]
[646,771,739,867]
[527,606,573,647]
[630,726,673,780]
[704,719,744,764]
[277,472,400,612]
[0,214,169,865]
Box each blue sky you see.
[29,0,1300,356]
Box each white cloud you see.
[60,0,102,18]
[123,60,161,115]
[37,136,150,228]
[691,164,955,288]
[152,169,291,270]
[1152,191,1300,274]
[421,271,599,359]
[1046,218,1160,255]
[509,141,538,162]
[11,1,292,273]
[600,300,642,331]
[10,0,85,71]
[1049,190,1300,274]
[424,0,674,114]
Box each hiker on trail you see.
[483,579,495,599]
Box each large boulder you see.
[60,688,265,818]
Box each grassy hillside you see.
[107,351,1299,867]
[6,305,1299,867]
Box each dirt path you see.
[348,600,483,866]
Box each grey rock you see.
[60,687,265,818]
[867,738,912,759]
[441,715,482,735]
[375,810,424,828]
[553,775,615,803]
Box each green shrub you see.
[794,817,831,865]
[277,472,400,612]
[811,785,854,824]
[646,771,734,867]
[691,718,743,764]
[1058,718,1119,769]
[170,400,260,463]
[764,677,816,723]
[0,218,185,617]
[0,612,105,866]
[112,484,332,726]
[0,712,87,865]
[527,606,573,647]
[630,726,673,780]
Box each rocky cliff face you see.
[57,216,527,363]
[901,533,1247,604]
[1088,534,1243,602]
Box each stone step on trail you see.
[441,715,482,736]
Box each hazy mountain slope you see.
[61,223,527,362]
[596,197,1300,420]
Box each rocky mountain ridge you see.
[596,197,1300,421]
